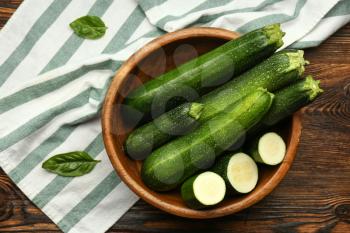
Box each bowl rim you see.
[102,27,302,219]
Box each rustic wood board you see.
[0,1,350,232]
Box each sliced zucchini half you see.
[181,171,226,209]
[252,132,286,165]
[226,153,259,194]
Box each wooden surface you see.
[0,1,350,232]
[102,27,301,219]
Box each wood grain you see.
[0,0,22,28]
[0,1,349,232]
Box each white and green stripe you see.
[40,0,114,74]
[289,0,350,48]
[0,0,54,64]
[67,182,137,233]
[0,0,348,232]
[2,0,99,90]
[0,59,118,114]
[185,0,284,29]
[0,0,72,88]
[58,171,121,232]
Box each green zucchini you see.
[126,49,307,157]
[212,152,258,194]
[260,75,323,127]
[125,102,204,160]
[141,89,274,191]
[247,132,286,165]
[199,49,307,121]
[181,171,226,209]
[125,24,284,114]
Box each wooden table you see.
[1,1,350,232]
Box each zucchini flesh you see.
[181,171,226,209]
[125,24,284,114]
[212,153,258,194]
[249,132,286,165]
[125,102,203,160]
[141,89,274,191]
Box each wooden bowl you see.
[102,27,302,218]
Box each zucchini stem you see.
[263,23,285,48]
[286,50,308,75]
[304,75,324,100]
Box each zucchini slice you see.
[250,132,286,165]
[181,171,226,209]
[213,153,258,194]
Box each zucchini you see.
[141,89,274,191]
[126,49,307,157]
[212,152,258,194]
[125,24,284,114]
[260,75,323,127]
[199,49,307,121]
[181,171,226,209]
[125,102,204,160]
[247,132,286,165]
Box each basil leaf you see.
[69,15,107,39]
[42,151,100,177]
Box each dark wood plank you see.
[0,0,22,29]
[0,7,15,29]
[306,24,350,64]
[0,1,349,232]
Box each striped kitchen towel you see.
[0,0,349,232]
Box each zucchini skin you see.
[125,24,284,114]
[211,154,236,194]
[247,138,264,164]
[125,102,203,160]
[180,174,205,209]
[141,89,274,191]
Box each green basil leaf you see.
[69,15,107,39]
[42,151,100,177]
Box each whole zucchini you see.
[199,49,307,121]
[125,24,284,114]
[125,102,203,160]
[141,89,274,191]
[126,50,306,157]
